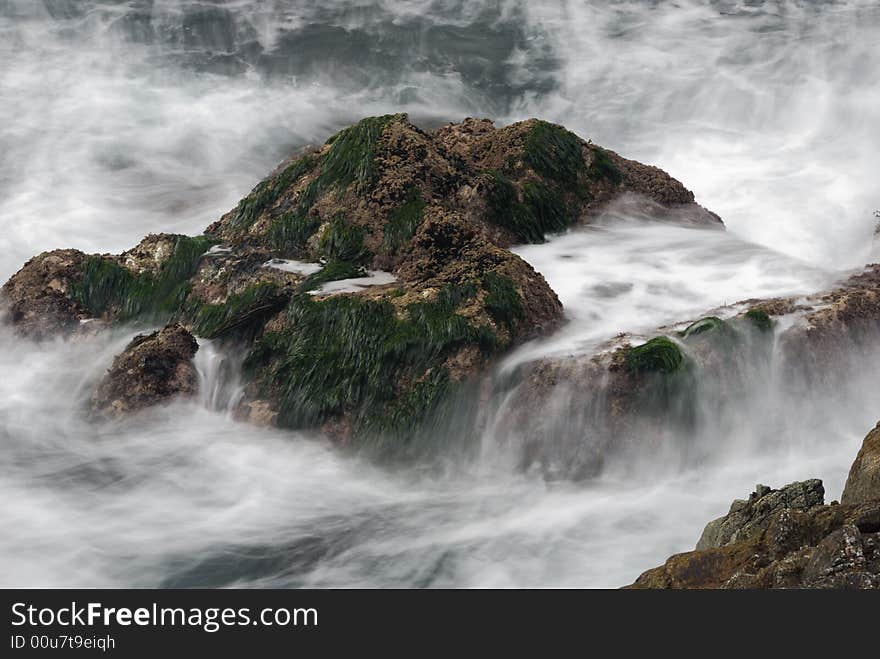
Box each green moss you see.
[522,120,586,189]
[192,282,289,340]
[745,308,774,332]
[318,216,368,264]
[293,216,371,292]
[624,337,684,374]
[520,181,573,237]
[70,257,137,319]
[588,147,622,185]
[268,210,321,253]
[485,172,574,243]
[482,272,524,330]
[71,235,214,322]
[266,116,398,253]
[384,190,427,250]
[243,282,494,432]
[680,316,733,339]
[299,259,366,293]
[485,170,518,225]
[319,114,397,193]
[361,368,451,438]
[231,155,317,232]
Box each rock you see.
[4,114,717,448]
[696,479,825,550]
[628,499,880,589]
[203,114,722,264]
[842,421,880,505]
[628,421,880,589]
[493,262,880,478]
[1,249,91,339]
[90,324,199,418]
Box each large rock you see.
[3,114,719,445]
[491,264,880,478]
[628,420,880,589]
[842,421,880,505]
[1,249,91,339]
[629,495,880,589]
[90,324,199,418]
[696,480,825,550]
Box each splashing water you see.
[1,0,879,587]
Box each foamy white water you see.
[1,1,878,587]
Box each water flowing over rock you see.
[492,265,880,479]
[89,324,199,419]
[1,114,718,444]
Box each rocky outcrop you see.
[491,307,776,479]
[493,262,880,479]
[1,249,91,339]
[90,324,199,418]
[1,114,717,446]
[696,480,825,550]
[629,499,880,589]
[628,421,880,589]
[842,422,880,505]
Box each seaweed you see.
[482,271,524,330]
[588,147,623,185]
[318,216,368,264]
[360,367,452,439]
[266,115,399,252]
[192,282,290,340]
[520,181,573,237]
[317,114,398,193]
[243,281,494,432]
[745,308,774,332]
[522,120,586,189]
[484,171,574,243]
[384,189,427,251]
[624,337,684,374]
[268,210,321,253]
[71,235,215,322]
[231,155,317,232]
[298,259,366,293]
[680,316,733,340]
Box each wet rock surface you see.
[842,422,880,505]
[496,264,880,479]
[696,480,825,550]
[90,324,199,419]
[1,249,91,339]
[628,421,880,589]
[2,114,715,445]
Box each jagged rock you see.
[1,249,91,339]
[3,114,717,447]
[696,480,825,550]
[628,498,880,589]
[628,420,880,589]
[90,324,199,418]
[842,421,880,505]
[495,262,880,478]
[203,113,721,265]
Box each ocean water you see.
[1,0,878,587]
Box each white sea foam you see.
[310,271,398,295]
[1,0,878,588]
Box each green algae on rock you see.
[624,337,684,374]
[2,113,723,447]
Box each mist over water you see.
[1,1,879,587]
